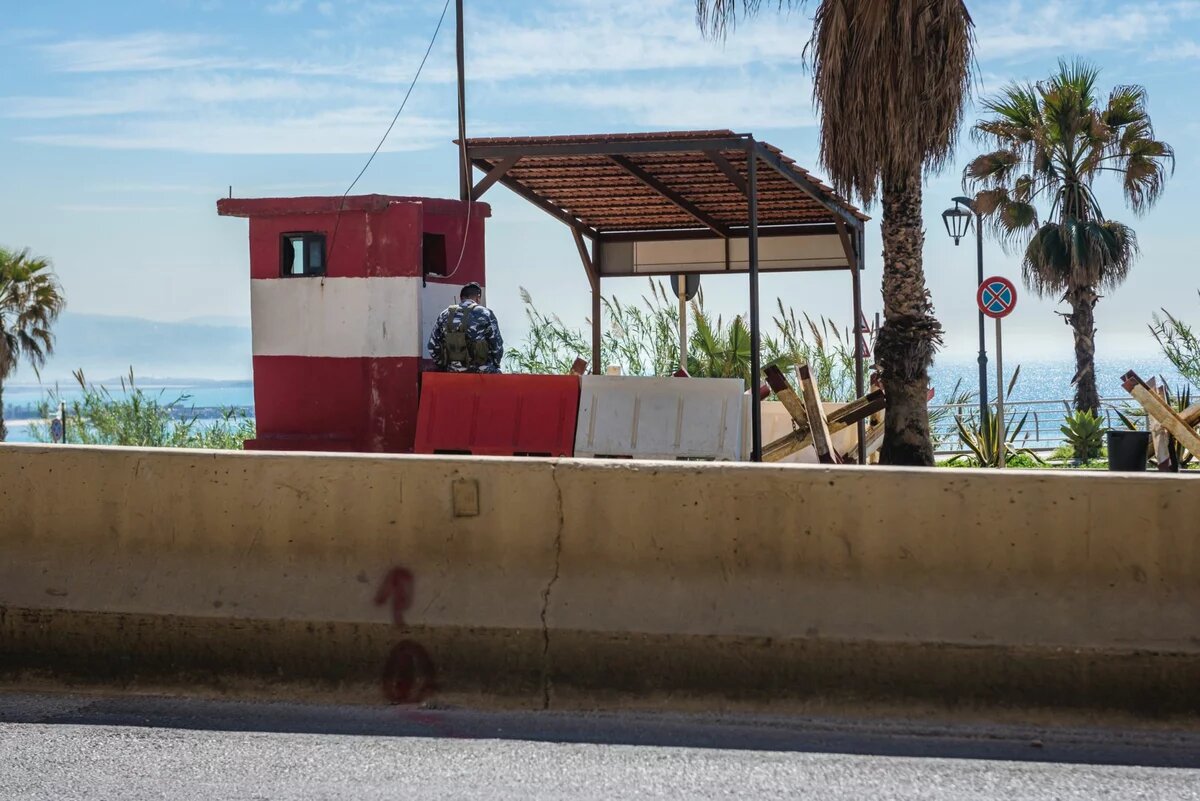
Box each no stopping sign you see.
[977,276,1017,319]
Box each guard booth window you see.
[423,233,447,277]
[281,233,326,277]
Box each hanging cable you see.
[326,0,454,267]
[442,133,473,280]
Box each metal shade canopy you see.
[461,129,872,463]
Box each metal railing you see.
[931,397,1146,455]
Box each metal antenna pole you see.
[456,0,469,203]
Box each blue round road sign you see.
[977,276,1017,319]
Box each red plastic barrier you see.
[414,373,580,457]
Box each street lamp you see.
[942,196,988,423]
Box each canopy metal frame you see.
[463,131,870,463]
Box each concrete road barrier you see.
[575,376,744,461]
[1,444,1198,712]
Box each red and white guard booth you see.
[217,194,488,453]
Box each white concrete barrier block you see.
[575,376,745,460]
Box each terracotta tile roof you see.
[463,130,867,235]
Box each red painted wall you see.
[220,195,491,454]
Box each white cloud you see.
[23,108,452,155]
[266,0,305,13]
[37,31,230,73]
[462,0,809,82]
[973,1,1195,61]
[57,204,191,213]
[525,76,817,130]
[80,181,348,194]
[1149,40,1200,61]
[19,0,1196,159]
[3,76,381,119]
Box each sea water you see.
[2,381,255,444]
[928,356,1189,405]
[2,359,1192,445]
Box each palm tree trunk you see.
[1066,283,1101,414]
[0,378,7,442]
[874,169,942,466]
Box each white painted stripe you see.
[251,276,422,358]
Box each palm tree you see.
[965,60,1173,413]
[695,0,974,465]
[0,247,66,441]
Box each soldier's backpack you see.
[439,306,491,369]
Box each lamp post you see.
[942,196,988,424]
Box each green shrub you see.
[1151,293,1200,389]
[507,281,863,401]
[32,369,254,449]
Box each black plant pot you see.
[1107,430,1150,472]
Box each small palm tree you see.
[0,247,66,441]
[696,0,975,465]
[965,60,1174,413]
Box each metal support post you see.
[996,316,1005,469]
[747,141,762,462]
[678,282,688,372]
[852,225,867,464]
[973,205,988,421]
[591,239,602,374]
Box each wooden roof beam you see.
[471,158,598,239]
[607,154,731,238]
[705,150,749,197]
[470,156,520,201]
[753,142,863,230]
[467,136,749,159]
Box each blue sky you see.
[2,0,1199,378]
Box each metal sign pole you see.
[996,316,1005,469]
[678,283,688,373]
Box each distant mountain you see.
[7,313,252,383]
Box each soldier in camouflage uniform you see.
[427,282,504,373]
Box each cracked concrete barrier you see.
[0,445,560,702]
[2,444,1200,712]
[541,460,1200,712]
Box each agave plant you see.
[928,378,975,450]
[948,365,1042,467]
[949,408,1043,467]
[1060,407,1104,461]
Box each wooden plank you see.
[852,423,886,462]
[1122,371,1200,460]
[762,389,885,463]
[1181,403,1200,428]
[797,364,838,464]
[827,389,886,426]
[763,365,810,433]
[840,419,888,462]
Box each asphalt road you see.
[3,691,1199,800]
